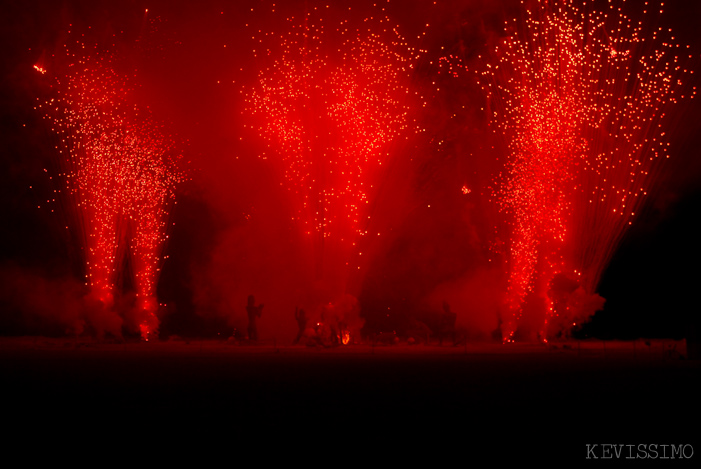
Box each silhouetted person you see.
[321,303,340,346]
[492,312,504,343]
[294,306,308,344]
[246,295,263,341]
[439,301,457,345]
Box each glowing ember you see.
[480,0,695,341]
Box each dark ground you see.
[1,338,698,464]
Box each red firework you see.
[244,4,423,294]
[37,35,184,339]
[481,0,695,341]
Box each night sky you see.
[1,0,700,341]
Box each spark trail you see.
[481,0,695,341]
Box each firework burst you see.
[243,4,424,295]
[480,0,695,341]
[37,34,184,339]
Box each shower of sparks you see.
[480,0,695,341]
[36,36,184,339]
[243,5,424,282]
